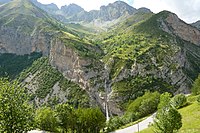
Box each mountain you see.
[31,0,58,14]
[0,0,200,116]
[138,7,152,13]
[94,11,200,114]
[30,0,151,30]
[0,0,54,54]
[0,0,103,109]
[60,4,84,17]
[192,20,200,30]
[59,1,145,24]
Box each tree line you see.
[0,78,106,133]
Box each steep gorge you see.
[0,0,200,116]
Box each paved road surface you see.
[28,130,46,133]
[111,113,156,133]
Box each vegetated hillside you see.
[0,0,200,116]
[96,10,200,112]
[0,0,106,112]
[17,57,91,108]
[0,0,56,55]
[0,52,42,79]
[0,0,96,55]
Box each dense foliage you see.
[35,107,58,132]
[0,79,105,133]
[153,105,182,133]
[106,91,160,132]
[153,92,182,133]
[35,103,106,133]
[0,79,34,132]
[171,94,187,109]
[192,74,200,95]
[126,91,160,119]
[0,52,42,79]
[157,92,172,109]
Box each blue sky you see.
[37,0,200,23]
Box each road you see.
[111,113,156,133]
[28,130,46,133]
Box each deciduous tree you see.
[0,79,34,133]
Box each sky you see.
[37,0,200,23]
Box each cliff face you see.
[1,0,200,116]
[192,20,200,30]
[48,38,116,114]
[0,26,51,55]
[163,13,200,46]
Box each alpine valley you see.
[0,0,200,117]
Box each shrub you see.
[197,95,200,103]
[106,116,124,132]
[127,91,160,118]
[75,108,106,133]
[0,79,35,132]
[171,94,187,109]
[35,107,58,132]
[157,92,172,109]
[153,105,182,133]
[192,74,200,95]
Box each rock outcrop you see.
[164,13,200,46]
[192,20,200,30]
[1,0,200,116]
[0,26,51,55]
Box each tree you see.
[157,92,172,109]
[127,91,160,119]
[0,78,34,133]
[138,91,160,116]
[192,74,200,95]
[76,108,106,133]
[55,103,77,133]
[35,107,58,132]
[153,105,182,133]
[171,94,187,109]
[197,95,200,103]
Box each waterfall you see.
[104,63,111,121]
[105,79,110,121]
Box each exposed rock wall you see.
[0,26,51,55]
[165,13,200,46]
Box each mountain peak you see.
[192,20,200,30]
[113,0,130,5]
[137,7,152,13]
[97,1,137,21]
[61,3,84,16]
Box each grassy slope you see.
[95,12,179,107]
[140,99,200,133]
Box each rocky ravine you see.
[0,0,200,116]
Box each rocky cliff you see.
[30,0,151,30]
[1,0,200,116]
[164,13,200,46]
[192,20,200,30]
